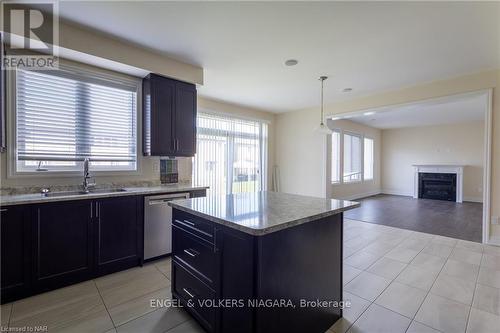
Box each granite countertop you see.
[0,184,209,206]
[169,191,360,236]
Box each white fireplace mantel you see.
[413,165,464,203]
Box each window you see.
[343,133,362,183]
[14,65,138,173]
[331,130,340,183]
[364,137,374,180]
[192,113,268,195]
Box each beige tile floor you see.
[1,218,500,333]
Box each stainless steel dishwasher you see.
[144,192,190,260]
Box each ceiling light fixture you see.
[285,59,298,66]
[315,76,331,134]
[364,111,376,116]
[342,88,353,93]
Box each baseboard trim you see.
[381,189,413,197]
[463,196,483,203]
[336,190,382,201]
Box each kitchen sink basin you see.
[43,188,127,197]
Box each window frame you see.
[331,129,375,185]
[192,111,269,195]
[6,61,143,179]
[342,131,363,184]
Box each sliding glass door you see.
[192,113,268,195]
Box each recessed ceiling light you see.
[364,111,376,116]
[342,88,353,93]
[331,117,341,121]
[284,59,298,66]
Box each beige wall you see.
[381,122,484,202]
[328,119,382,200]
[275,109,328,198]
[275,70,499,241]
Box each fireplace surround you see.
[413,165,464,203]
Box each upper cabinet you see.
[143,74,197,157]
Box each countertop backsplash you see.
[0,157,194,196]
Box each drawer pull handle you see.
[183,288,196,299]
[0,208,7,212]
[183,219,196,226]
[184,248,199,257]
[174,220,213,238]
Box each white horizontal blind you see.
[16,67,137,169]
[192,113,268,195]
[343,133,362,182]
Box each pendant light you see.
[316,76,331,134]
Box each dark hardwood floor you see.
[344,194,482,242]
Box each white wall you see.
[381,121,485,202]
[328,119,382,200]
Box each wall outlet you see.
[492,216,500,225]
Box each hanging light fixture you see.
[316,76,331,134]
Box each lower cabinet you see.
[1,206,31,302]
[1,195,143,302]
[33,200,94,292]
[1,190,204,303]
[94,196,142,276]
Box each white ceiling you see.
[337,93,486,129]
[58,2,499,113]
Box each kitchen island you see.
[168,191,359,333]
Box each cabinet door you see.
[151,74,176,155]
[33,201,93,292]
[1,205,31,302]
[174,81,197,156]
[94,196,142,276]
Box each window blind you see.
[16,68,137,164]
[192,113,268,195]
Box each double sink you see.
[43,188,128,198]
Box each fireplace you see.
[413,165,463,203]
[418,173,457,201]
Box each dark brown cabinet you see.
[33,200,94,292]
[94,196,142,276]
[143,73,197,157]
[1,206,31,302]
[1,189,205,303]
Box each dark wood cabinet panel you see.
[94,196,142,276]
[174,81,197,156]
[2,190,203,303]
[33,201,93,292]
[143,73,197,157]
[1,205,31,302]
[171,209,342,333]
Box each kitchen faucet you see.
[82,158,95,193]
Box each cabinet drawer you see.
[173,225,216,284]
[173,262,216,332]
[173,210,214,243]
